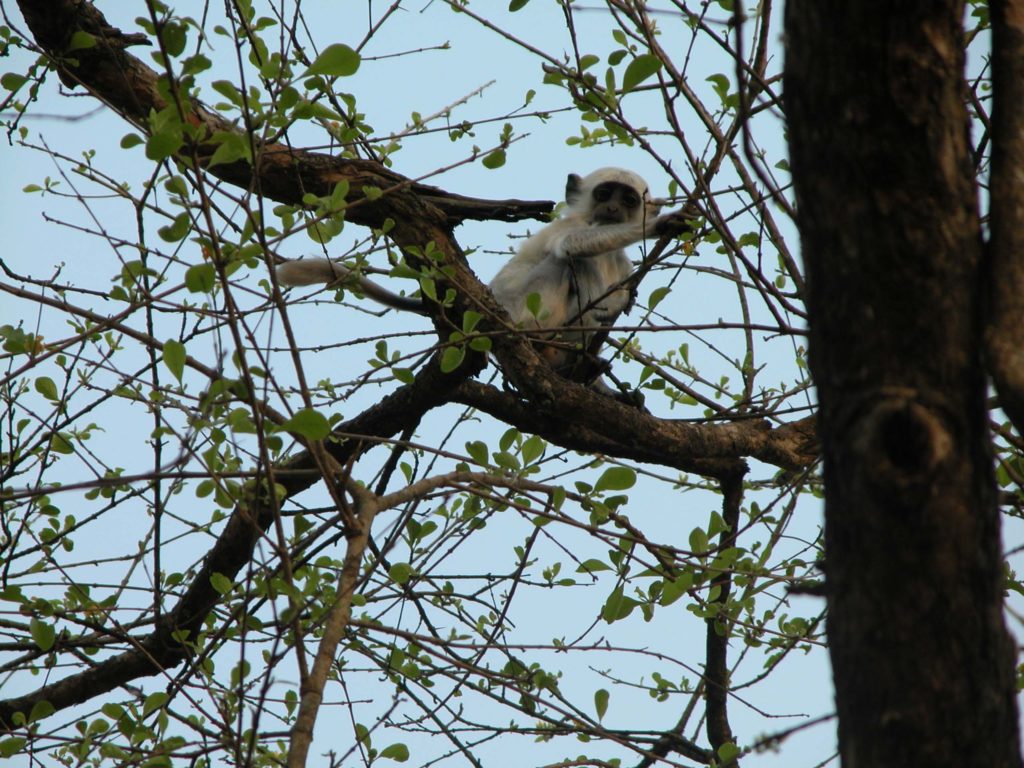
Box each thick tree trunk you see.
[784,3,1022,766]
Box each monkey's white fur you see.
[275,259,426,314]
[489,167,670,370]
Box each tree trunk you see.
[784,2,1023,766]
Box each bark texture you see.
[785,2,1022,766]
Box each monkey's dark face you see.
[590,182,643,225]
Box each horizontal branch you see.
[452,381,818,475]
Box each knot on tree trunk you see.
[851,394,953,504]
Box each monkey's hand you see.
[653,203,702,238]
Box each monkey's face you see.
[589,182,643,225]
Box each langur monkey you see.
[275,167,692,389]
[489,167,692,379]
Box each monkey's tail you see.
[275,258,429,315]
[275,258,349,286]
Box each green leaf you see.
[66,31,97,52]
[466,440,489,466]
[157,213,191,242]
[595,466,636,492]
[601,587,638,623]
[143,691,168,717]
[29,617,56,651]
[303,43,361,78]
[648,285,670,310]
[120,133,144,149]
[509,0,530,9]
[440,345,465,373]
[185,263,216,293]
[521,435,544,465]
[0,738,26,759]
[706,73,731,103]
[207,131,252,168]
[210,572,232,595]
[718,741,741,762]
[594,688,609,721]
[145,128,183,161]
[526,292,542,318]
[576,558,611,574]
[689,527,709,554]
[388,562,412,585]
[282,408,331,441]
[1,72,28,91]
[659,571,693,606]
[163,340,186,382]
[28,700,54,724]
[34,376,59,402]
[380,742,410,762]
[622,54,661,92]
[482,149,506,169]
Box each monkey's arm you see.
[275,258,428,315]
[554,210,697,260]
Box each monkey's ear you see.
[565,173,584,205]
[646,197,666,219]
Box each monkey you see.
[488,167,694,383]
[274,167,695,393]
[275,258,428,315]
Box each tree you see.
[785,1,1022,764]
[0,2,1015,768]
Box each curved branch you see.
[14,0,553,230]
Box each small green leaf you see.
[689,527,709,554]
[526,292,542,318]
[648,286,670,310]
[157,213,191,243]
[576,558,612,574]
[120,133,144,149]
[0,738,26,758]
[28,700,54,724]
[185,263,216,293]
[595,466,636,493]
[66,31,97,52]
[706,73,731,103]
[163,340,186,382]
[440,345,465,373]
[210,572,232,595]
[34,376,59,402]
[207,131,252,168]
[521,435,545,465]
[1,72,28,91]
[482,149,506,169]
[466,440,489,466]
[509,0,530,9]
[145,128,183,161]
[594,688,609,721]
[622,54,661,92]
[389,562,412,585]
[601,587,638,623]
[143,691,168,717]
[282,408,331,441]
[718,741,741,762]
[380,742,410,762]
[303,43,361,78]
[29,617,56,651]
